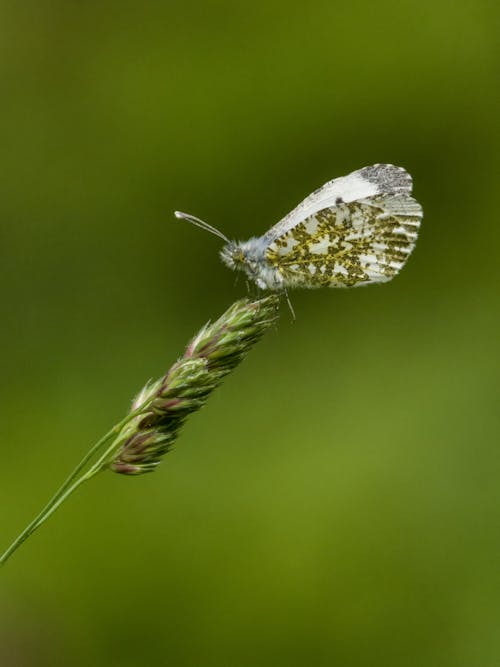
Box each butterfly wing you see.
[263,164,422,288]
[263,164,414,244]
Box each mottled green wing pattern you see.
[265,194,422,288]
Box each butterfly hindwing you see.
[265,192,422,288]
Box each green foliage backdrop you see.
[1,1,498,665]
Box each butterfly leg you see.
[283,288,296,322]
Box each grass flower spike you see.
[0,296,279,566]
[111,296,279,474]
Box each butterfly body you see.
[177,164,423,292]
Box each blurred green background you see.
[1,1,499,665]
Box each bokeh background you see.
[1,1,499,665]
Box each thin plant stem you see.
[0,408,144,566]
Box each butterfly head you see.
[220,239,265,288]
[220,238,282,291]
[219,241,247,271]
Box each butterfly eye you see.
[231,249,245,265]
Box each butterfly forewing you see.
[262,164,414,245]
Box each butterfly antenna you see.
[174,211,229,243]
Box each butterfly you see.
[175,164,422,292]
